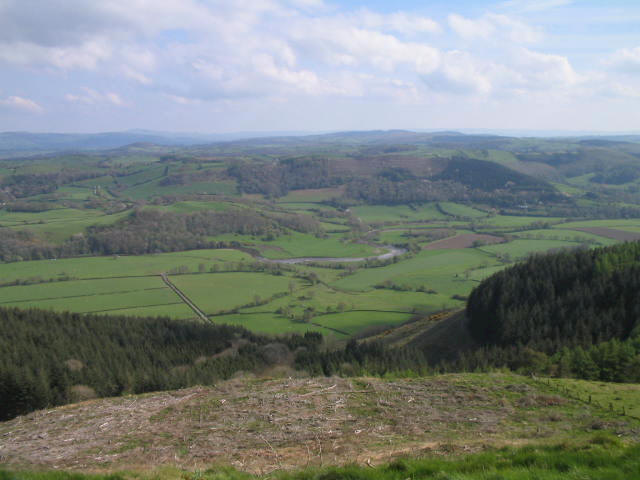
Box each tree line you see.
[0,306,322,421]
[0,208,323,261]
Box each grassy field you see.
[207,312,329,335]
[145,200,233,213]
[258,232,377,259]
[350,203,448,223]
[554,218,640,229]
[0,249,253,284]
[547,377,640,419]
[2,196,640,338]
[0,277,183,315]
[0,208,129,242]
[331,248,497,297]
[478,238,579,260]
[276,187,344,203]
[513,228,617,245]
[171,272,294,314]
[438,202,489,218]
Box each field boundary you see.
[160,273,209,322]
[534,376,640,422]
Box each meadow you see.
[5,203,640,337]
[5,157,640,339]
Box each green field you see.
[145,200,233,213]
[514,228,616,245]
[0,208,128,241]
[0,249,253,284]
[276,187,344,203]
[548,377,640,419]
[438,202,488,218]
[171,272,294,314]
[257,232,377,259]
[0,277,181,315]
[331,248,497,298]
[313,310,412,335]
[350,203,448,223]
[478,238,579,260]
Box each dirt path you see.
[160,273,208,322]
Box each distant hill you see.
[0,130,312,155]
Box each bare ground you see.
[572,227,640,242]
[1,374,638,474]
[423,233,504,250]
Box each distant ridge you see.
[2,129,640,156]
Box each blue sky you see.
[0,0,639,133]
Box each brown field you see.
[3,374,636,474]
[573,227,640,242]
[424,233,503,250]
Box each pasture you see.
[3,193,640,338]
[170,272,295,314]
[478,238,580,260]
[0,249,253,284]
[331,248,497,297]
[350,203,448,223]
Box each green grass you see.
[102,303,195,319]
[478,239,579,260]
[554,219,640,229]
[276,187,344,203]
[3,438,639,480]
[0,249,253,284]
[208,312,330,336]
[270,284,449,314]
[350,204,448,224]
[548,377,640,419]
[438,202,488,218]
[0,280,180,315]
[0,276,163,304]
[474,215,564,228]
[145,201,233,214]
[0,208,129,242]
[314,310,412,335]
[331,249,497,298]
[170,272,294,314]
[258,232,377,259]
[123,179,237,200]
[514,228,616,246]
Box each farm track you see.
[160,273,208,322]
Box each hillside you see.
[467,242,640,351]
[2,373,639,474]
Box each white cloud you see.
[65,88,126,106]
[448,13,541,43]
[0,96,43,113]
[0,0,635,118]
[500,0,573,13]
[511,48,580,88]
[607,46,640,74]
[357,10,441,35]
[423,51,492,95]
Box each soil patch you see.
[424,233,503,250]
[572,227,640,242]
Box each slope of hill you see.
[2,373,638,474]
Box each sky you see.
[0,0,639,133]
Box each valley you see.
[2,131,640,479]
